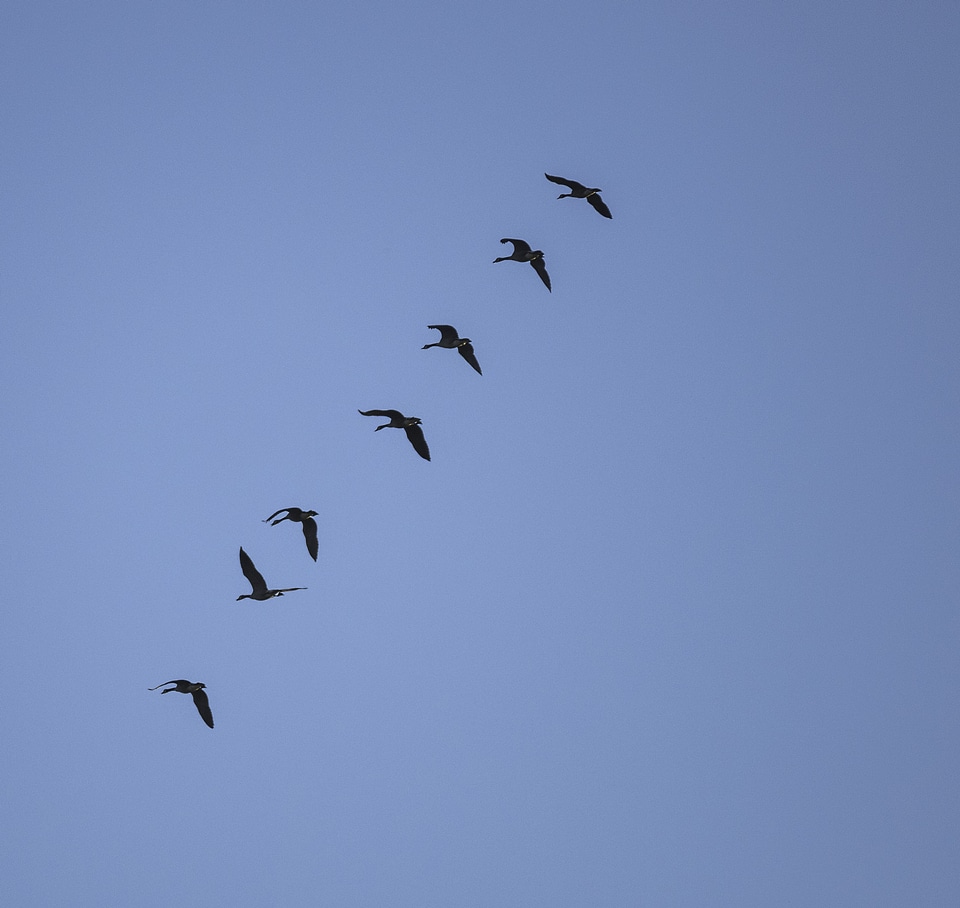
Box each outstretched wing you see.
[545,173,585,192]
[500,238,532,256]
[404,424,431,461]
[358,409,403,420]
[458,341,482,375]
[191,688,215,728]
[239,547,267,594]
[587,193,612,219]
[427,324,459,343]
[264,508,291,523]
[302,516,319,561]
[148,680,187,691]
[531,257,552,292]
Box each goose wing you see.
[587,192,612,219]
[500,238,532,256]
[545,173,585,192]
[239,547,268,594]
[404,423,431,461]
[274,586,308,593]
[264,508,292,523]
[427,324,459,343]
[302,516,319,561]
[358,409,404,421]
[531,256,552,292]
[148,680,187,691]
[458,341,482,375]
[191,687,215,728]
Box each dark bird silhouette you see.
[237,547,306,600]
[263,507,319,561]
[493,238,551,291]
[358,409,431,460]
[545,173,612,219]
[422,325,482,375]
[148,679,214,728]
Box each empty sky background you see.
[3,1,959,905]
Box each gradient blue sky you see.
[3,2,959,905]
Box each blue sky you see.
[3,1,959,905]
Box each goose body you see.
[264,507,319,561]
[237,547,307,600]
[544,173,612,219]
[358,409,431,460]
[422,325,482,375]
[493,238,551,291]
[149,679,214,728]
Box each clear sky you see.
[3,2,959,905]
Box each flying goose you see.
[422,325,482,375]
[237,547,306,600]
[263,507,319,561]
[544,173,612,218]
[358,409,431,460]
[493,238,551,291]
[148,679,214,728]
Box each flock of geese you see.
[150,172,613,729]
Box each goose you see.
[237,547,307,600]
[544,173,612,219]
[263,507,319,561]
[422,325,482,375]
[148,679,214,728]
[493,238,551,291]
[358,409,431,460]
